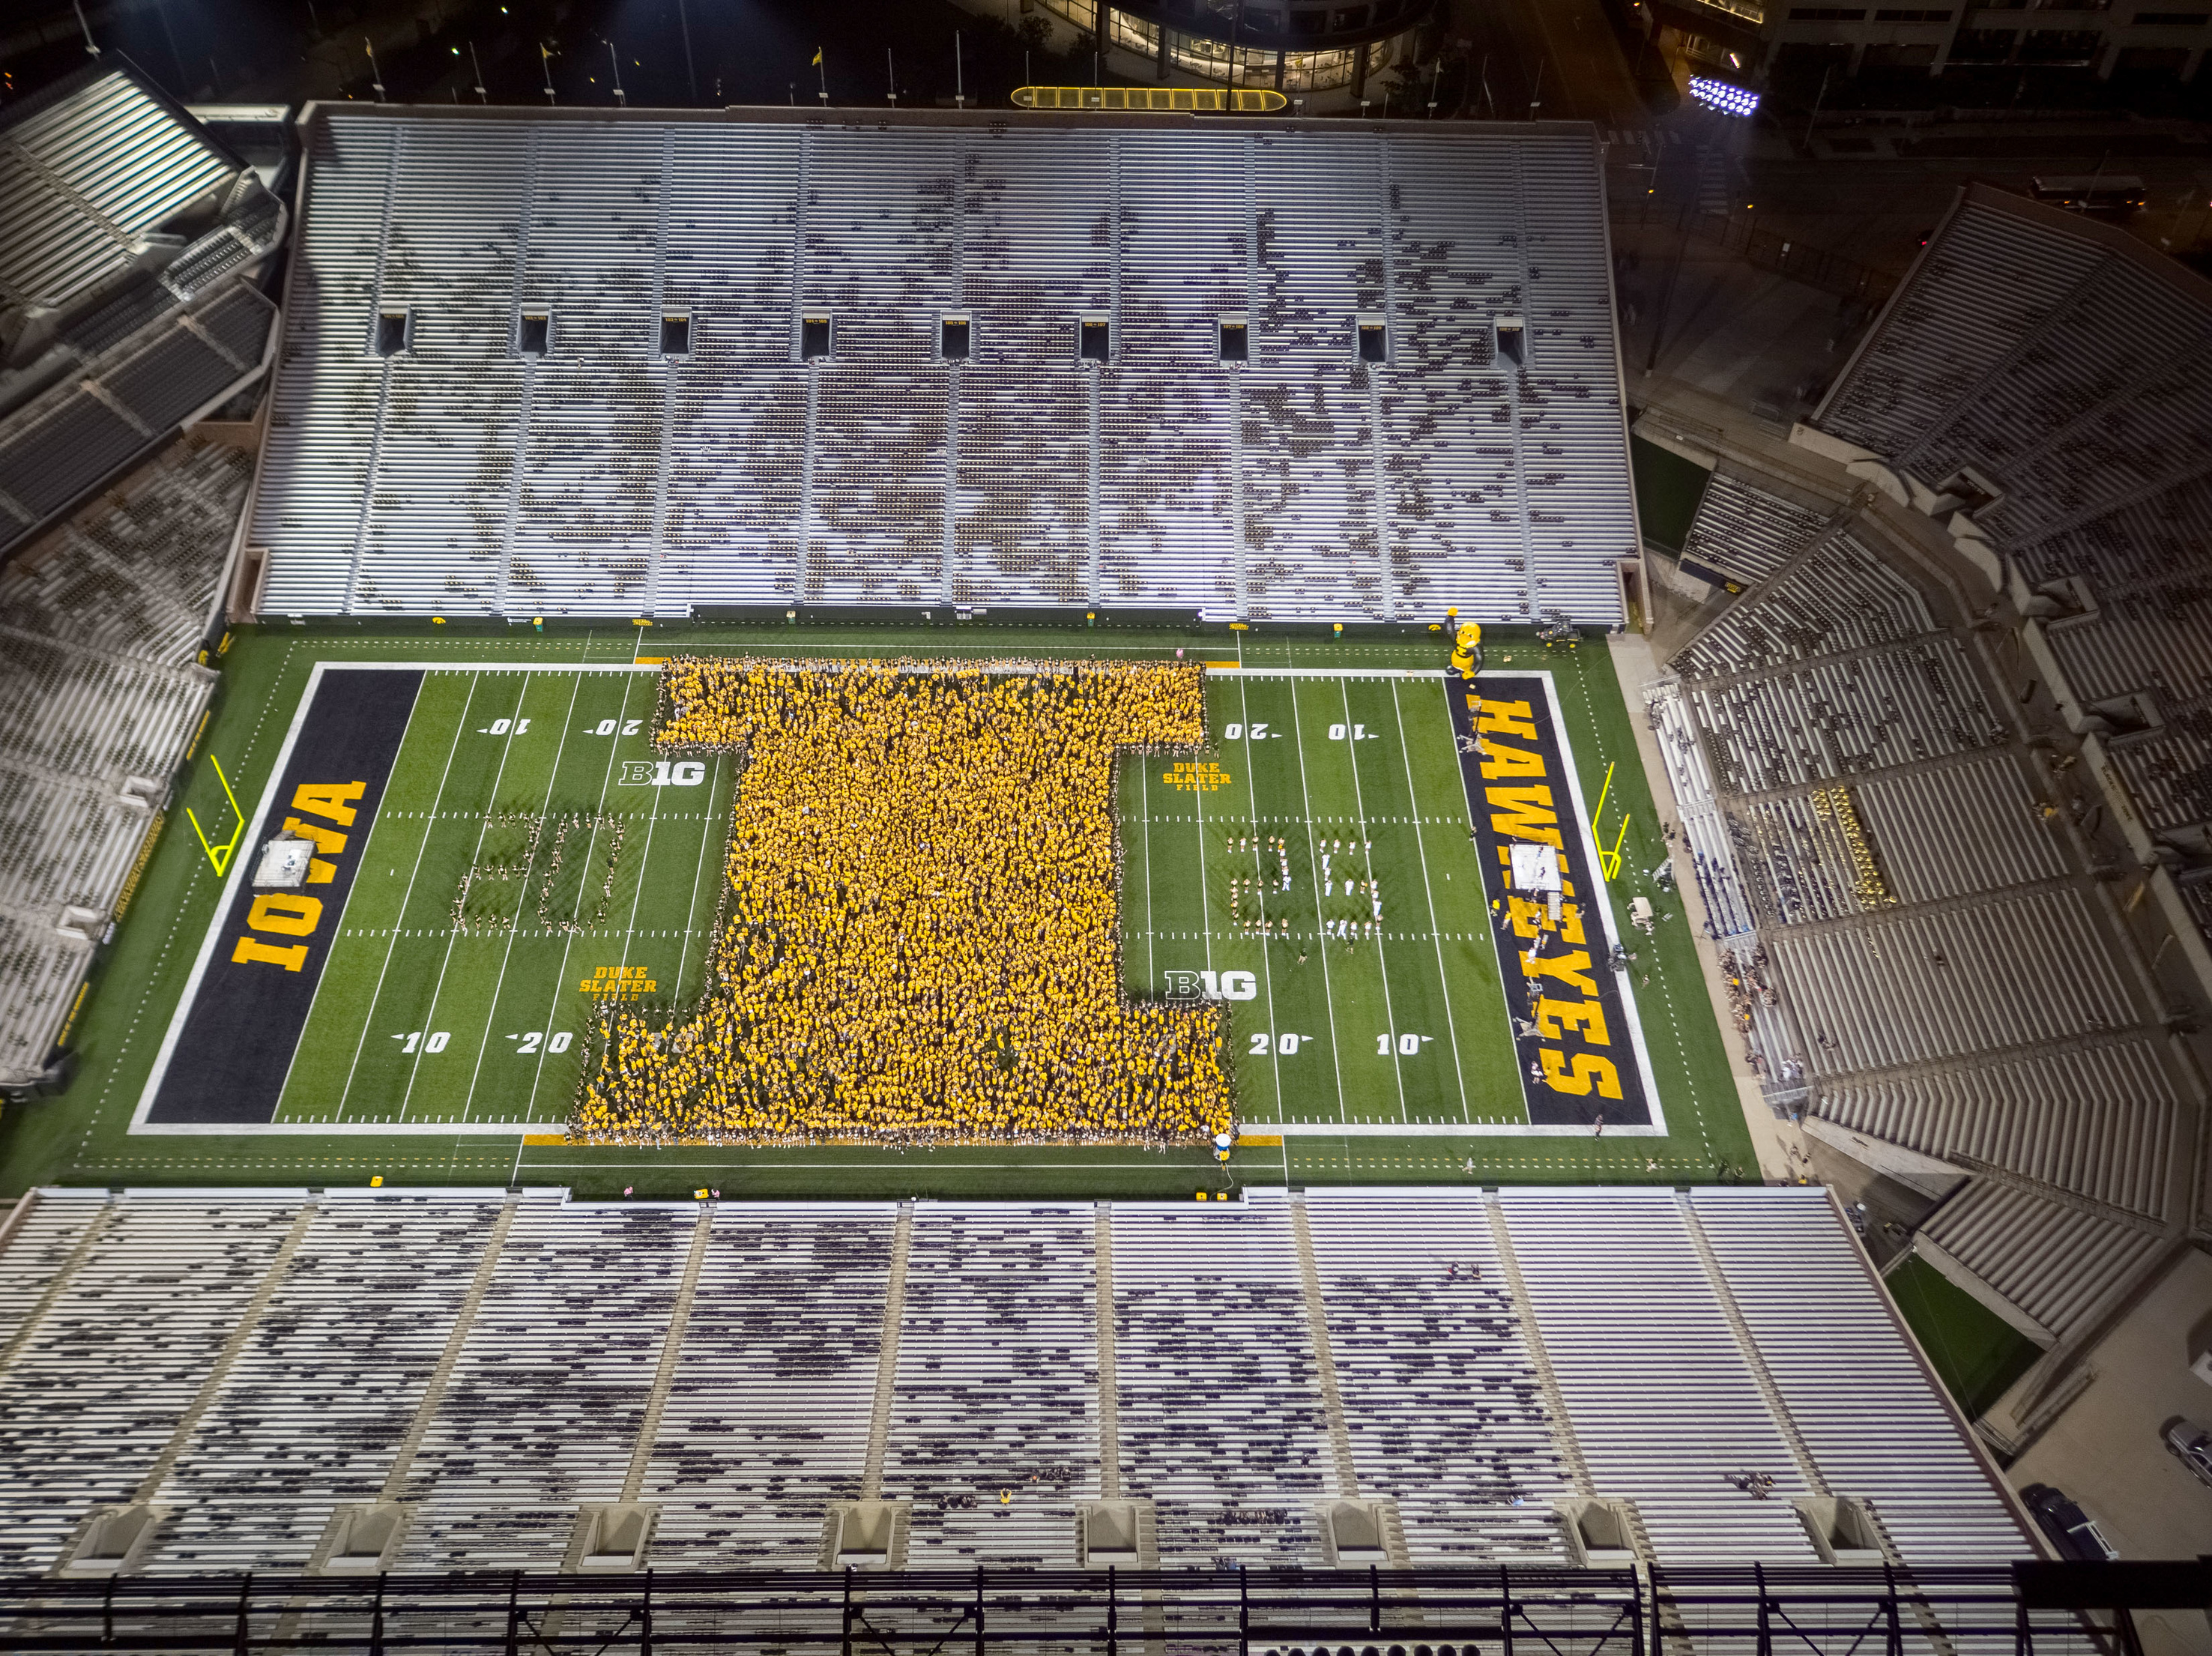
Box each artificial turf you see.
[0,618,1753,1201]
[1885,1252,2046,1418]
[1628,435,1712,554]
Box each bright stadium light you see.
[1688,76,1761,117]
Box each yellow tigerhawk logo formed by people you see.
[576,658,1233,1146]
[231,782,364,971]
[1469,691,1631,1113]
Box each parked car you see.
[2019,1484,2118,1562]
[2163,1418,2212,1491]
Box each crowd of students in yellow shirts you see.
[573,656,1234,1146]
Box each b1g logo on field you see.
[619,760,706,787]
[1164,968,1257,1001]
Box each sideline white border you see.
[134,659,334,1133]
[132,659,1669,1141]
[1528,667,1666,1137]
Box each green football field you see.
[1,622,1753,1200]
[268,666,737,1129]
[1127,668,1636,1132]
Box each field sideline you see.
[1,623,1753,1200]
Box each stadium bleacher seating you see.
[1647,195,2211,1422]
[0,58,284,568]
[1675,472,1828,587]
[251,108,1639,626]
[0,1186,2028,1576]
[1817,184,2212,911]
[0,438,249,1091]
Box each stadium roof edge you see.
[1955,178,2212,307]
[1815,180,2212,435]
[1,52,247,178]
[293,97,1607,142]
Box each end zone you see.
[133,667,423,1129]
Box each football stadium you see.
[0,40,2208,1653]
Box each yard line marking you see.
[669,753,726,1007]
[1391,678,1470,1124]
[333,671,480,1121]
[1194,729,1214,982]
[1439,674,1530,1128]
[1338,677,1408,1123]
[457,669,587,1123]
[525,671,643,1119]
[611,720,671,997]
[397,674,536,1121]
[1139,752,1156,990]
[1283,679,1348,1125]
[1236,676,1283,1115]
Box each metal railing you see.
[0,1564,2106,1656]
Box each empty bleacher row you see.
[1770,885,2139,1078]
[2013,484,2212,847]
[1687,638,2003,796]
[1673,534,1936,680]
[0,442,250,663]
[2042,586,2212,731]
[0,1188,2028,1577]
[1675,471,1826,587]
[1891,234,2212,552]
[255,109,1636,624]
[1916,1180,2171,1350]
[1816,192,2110,468]
[1850,754,2069,904]
[0,436,247,1089]
[0,65,242,311]
[1688,1192,2028,1565]
[1814,1034,2180,1220]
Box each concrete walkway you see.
[1607,629,1811,1187]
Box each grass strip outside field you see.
[1886,1252,2046,1418]
[1629,434,1713,554]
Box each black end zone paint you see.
[1446,671,1654,1128]
[148,669,423,1125]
